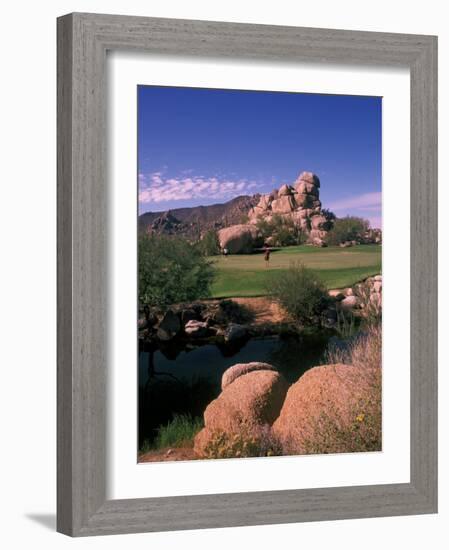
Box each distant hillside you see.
[139,194,260,238]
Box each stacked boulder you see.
[216,171,333,253]
[248,171,332,247]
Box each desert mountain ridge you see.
[138,171,330,244]
[138,194,261,238]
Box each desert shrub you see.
[334,307,358,338]
[152,414,204,450]
[268,262,330,326]
[353,280,382,326]
[326,216,370,245]
[256,214,305,246]
[255,217,272,240]
[325,324,382,372]
[198,229,220,256]
[300,326,382,454]
[203,419,283,459]
[139,234,215,308]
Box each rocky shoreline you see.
[138,274,382,352]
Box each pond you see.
[139,334,331,388]
[138,333,332,446]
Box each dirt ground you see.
[229,296,289,325]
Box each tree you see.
[139,234,215,308]
[198,229,220,256]
[321,208,336,222]
[325,216,370,245]
[268,262,330,326]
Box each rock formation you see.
[247,171,332,247]
[213,172,333,253]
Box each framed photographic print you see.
[57,13,437,536]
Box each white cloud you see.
[139,172,259,204]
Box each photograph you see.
[137,85,382,463]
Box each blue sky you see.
[138,86,382,228]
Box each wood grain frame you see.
[57,12,438,536]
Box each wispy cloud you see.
[327,191,382,229]
[328,192,382,213]
[139,172,259,204]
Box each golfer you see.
[264,245,271,267]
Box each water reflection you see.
[138,334,330,446]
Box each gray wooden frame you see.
[57,12,438,537]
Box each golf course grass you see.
[209,244,382,298]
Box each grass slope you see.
[210,244,381,298]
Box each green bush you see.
[268,262,330,326]
[153,414,204,450]
[256,214,305,246]
[326,216,370,245]
[139,234,215,308]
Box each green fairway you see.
[209,244,382,298]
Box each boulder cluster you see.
[193,360,376,457]
[218,171,333,253]
[139,299,251,346]
[334,274,382,313]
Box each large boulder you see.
[295,171,320,188]
[221,362,278,390]
[272,363,367,453]
[294,193,314,208]
[257,194,271,210]
[278,184,293,196]
[194,368,289,456]
[271,195,296,214]
[294,181,319,197]
[218,224,261,254]
[184,320,210,338]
